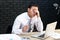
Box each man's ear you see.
[28,8,30,12]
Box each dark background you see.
[0,0,60,34]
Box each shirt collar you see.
[26,12,31,20]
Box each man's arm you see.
[34,17,43,32]
[12,16,30,34]
[37,17,43,32]
[12,17,23,34]
[34,10,43,32]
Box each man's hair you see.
[28,2,39,8]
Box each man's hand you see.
[36,10,40,17]
[22,25,29,32]
[33,10,40,17]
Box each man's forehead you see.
[30,6,38,10]
[31,6,38,8]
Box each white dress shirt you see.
[12,12,43,34]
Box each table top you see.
[18,29,60,40]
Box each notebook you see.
[31,21,57,39]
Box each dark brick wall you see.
[0,0,60,33]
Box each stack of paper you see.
[0,34,21,40]
[50,32,60,39]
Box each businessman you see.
[12,3,43,34]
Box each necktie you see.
[28,19,31,32]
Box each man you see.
[12,3,43,34]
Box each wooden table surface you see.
[18,29,60,40]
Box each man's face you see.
[28,6,38,18]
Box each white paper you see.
[0,34,22,40]
[50,32,60,39]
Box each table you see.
[18,29,60,40]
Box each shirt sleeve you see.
[12,16,23,34]
[34,17,43,32]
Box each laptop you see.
[31,21,57,39]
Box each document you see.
[0,34,21,40]
[50,32,60,39]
